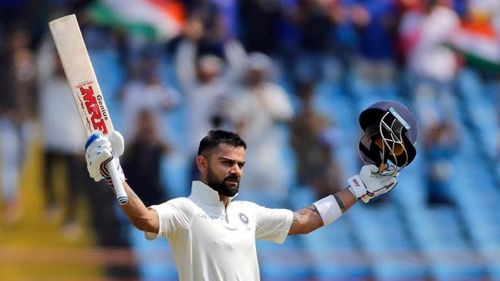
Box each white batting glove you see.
[347,165,398,203]
[84,131,125,186]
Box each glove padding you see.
[84,131,125,186]
[347,165,398,203]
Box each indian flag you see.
[86,0,185,42]
[447,21,500,74]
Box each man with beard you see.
[84,129,398,281]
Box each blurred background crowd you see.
[0,0,499,280]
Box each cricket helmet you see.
[358,100,418,172]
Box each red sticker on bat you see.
[79,85,108,134]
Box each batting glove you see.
[347,165,398,203]
[84,131,126,186]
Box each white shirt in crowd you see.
[37,39,86,153]
[146,181,293,281]
[175,39,246,154]
[407,5,460,82]
[39,77,86,153]
[229,82,294,199]
[121,80,180,140]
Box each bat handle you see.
[106,160,128,205]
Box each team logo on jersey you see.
[239,213,249,224]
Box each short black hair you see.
[197,130,247,156]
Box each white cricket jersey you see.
[145,181,293,281]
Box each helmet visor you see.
[378,109,411,173]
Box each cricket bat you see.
[49,14,128,205]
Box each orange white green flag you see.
[86,0,185,43]
[447,2,500,74]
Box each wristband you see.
[313,195,342,226]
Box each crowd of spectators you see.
[0,0,499,279]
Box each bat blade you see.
[49,14,113,136]
[49,14,128,205]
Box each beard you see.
[206,167,240,197]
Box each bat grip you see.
[106,160,128,205]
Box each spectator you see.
[0,28,37,223]
[122,109,170,207]
[346,0,399,85]
[290,81,343,199]
[119,53,180,141]
[238,0,283,54]
[287,0,342,83]
[184,0,226,56]
[227,53,294,203]
[121,109,171,280]
[405,0,459,81]
[35,35,141,279]
[402,0,460,128]
[423,119,459,206]
[395,0,425,67]
[37,39,140,279]
[37,40,87,236]
[175,17,246,180]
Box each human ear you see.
[196,155,208,173]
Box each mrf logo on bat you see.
[75,81,109,134]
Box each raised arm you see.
[223,39,248,83]
[288,165,398,235]
[175,17,207,93]
[289,189,355,235]
[84,131,159,233]
[119,181,159,233]
[175,38,197,92]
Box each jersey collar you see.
[189,181,238,206]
